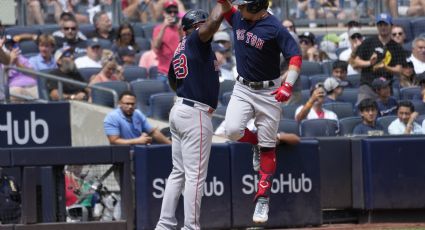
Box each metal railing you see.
[2,66,119,106]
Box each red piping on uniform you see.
[194,111,202,230]
[223,7,237,25]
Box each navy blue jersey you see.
[170,29,220,109]
[228,11,300,82]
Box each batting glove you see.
[271,82,293,102]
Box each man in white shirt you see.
[75,38,103,69]
[339,27,363,75]
[295,83,338,122]
[388,100,422,134]
[409,37,425,74]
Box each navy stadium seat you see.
[141,23,157,39]
[78,67,102,82]
[34,24,60,35]
[339,88,359,105]
[300,89,311,104]
[411,18,425,38]
[97,39,112,49]
[282,104,300,119]
[309,74,328,87]
[130,79,168,114]
[393,18,414,42]
[278,119,300,135]
[148,66,158,79]
[400,87,421,100]
[123,66,148,82]
[416,114,425,125]
[339,116,362,136]
[300,119,339,137]
[135,37,151,51]
[377,115,398,132]
[91,81,130,107]
[411,100,425,115]
[300,75,310,90]
[18,40,39,54]
[5,26,39,36]
[149,92,176,121]
[79,24,96,37]
[301,61,323,76]
[322,102,354,119]
[321,60,334,75]
[347,74,360,88]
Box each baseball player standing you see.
[155,4,226,230]
[220,0,302,223]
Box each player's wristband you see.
[285,69,298,86]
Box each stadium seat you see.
[416,114,425,125]
[339,88,359,105]
[148,66,158,79]
[300,119,339,137]
[123,66,148,82]
[347,74,360,88]
[321,60,334,75]
[91,81,130,107]
[149,92,176,121]
[18,40,39,54]
[400,87,421,100]
[282,104,300,119]
[141,23,157,39]
[23,52,38,59]
[278,118,300,135]
[392,86,400,100]
[5,26,39,36]
[411,100,425,115]
[97,39,112,49]
[79,24,96,37]
[322,102,354,119]
[131,23,145,38]
[130,79,169,114]
[34,24,60,35]
[300,89,310,104]
[301,61,323,76]
[300,75,310,90]
[221,91,232,106]
[377,115,398,132]
[78,67,102,82]
[339,116,362,136]
[135,37,151,51]
[219,80,235,103]
[309,74,328,87]
[411,18,425,38]
[393,18,414,42]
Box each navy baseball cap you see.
[372,77,391,90]
[299,32,315,44]
[118,46,136,57]
[376,13,392,25]
[87,38,101,48]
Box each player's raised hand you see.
[271,82,293,102]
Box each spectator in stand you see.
[372,77,397,117]
[29,34,57,71]
[340,27,363,75]
[406,0,425,17]
[111,22,140,53]
[86,11,115,41]
[351,13,405,104]
[213,43,235,82]
[391,25,407,45]
[2,35,38,101]
[75,38,103,68]
[320,40,338,61]
[138,43,158,70]
[54,17,88,55]
[323,77,347,104]
[299,32,318,61]
[152,0,182,79]
[213,31,232,52]
[103,91,171,145]
[388,100,422,135]
[338,20,361,49]
[400,58,419,88]
[89,60,123,85]
[26,0,63,25]
[329,60,350,86]
[117,46,137,66]
[295,83,338,122]
[47,47,88,101]
[409,37,425,75]
[53,12,88,40]
[352,98,385,136]
[282,19,299,44]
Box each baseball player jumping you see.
[155,4,226,230]
[220,0,302,223]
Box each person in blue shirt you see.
[28,34,57,71]
[353,98,386,136]
[373,77,397,116]
[103,91,171,145]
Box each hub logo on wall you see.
[152,176,225,198]
[242,173,312,194]
[0,103,71,147]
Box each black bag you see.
[0,174,21,224]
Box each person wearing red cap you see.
[152,0,182,81]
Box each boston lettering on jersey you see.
[171,30,220,109]
[229,11,300,82]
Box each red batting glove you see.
[271,82,293,102]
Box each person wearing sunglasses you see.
[340,27,363,75]
[391,25,407,45]
[54,17,88,55]
[152,0,182,81]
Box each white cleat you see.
[253,197,269,223]
[252,145,260,172]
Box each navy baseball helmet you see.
[232,0,269,13]
[181,9,209,31]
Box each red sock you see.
[237,128,258,145]
[254,148,276,201]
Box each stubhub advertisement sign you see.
[230,141,321,228]
[0,103,71,147]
